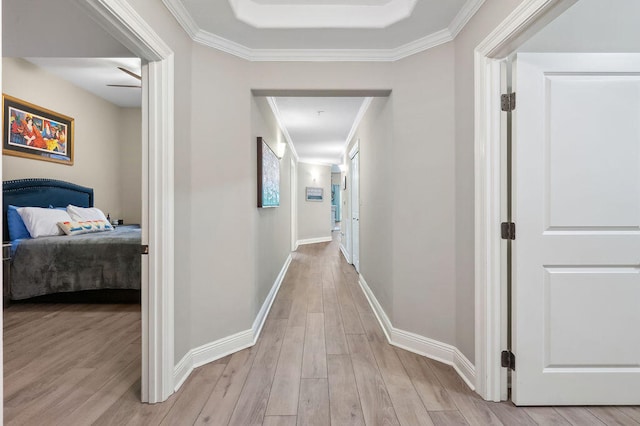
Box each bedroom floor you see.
[4,233,639,425]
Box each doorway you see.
[475,0,640,404]
[349,142,360,273]
[291,158,297,251]
[0,0,175,408]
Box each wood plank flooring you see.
[4,232,638,425]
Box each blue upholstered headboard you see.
[3,178,94,241]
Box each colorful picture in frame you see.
[306,186,323,201]
[257,137,280,208]
[3,94,74,165]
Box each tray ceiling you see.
[165,0,485,61]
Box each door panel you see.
[351,150,360,272]
[513,53,640,405]
[545,76,640,230]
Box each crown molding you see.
[343,97,373,153]
[162,0,485,62]
[161,0,198,39]
[192,30,253,61]
[266,97,300,162]
[449,0,486,38]
[388,28,453,61]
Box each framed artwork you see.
[257,137,280,208]
[3,94,74,165]
[306,186,323,202]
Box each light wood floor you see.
[5,234,640,425]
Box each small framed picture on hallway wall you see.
[306,186,323,202]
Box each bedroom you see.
[2,53,144,419]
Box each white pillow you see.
[58,220,114,236]
[67,205,109,222]
[17,207,72,238]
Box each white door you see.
[513,53,640,405]
[291,159,297,251]
[351,150,360,272]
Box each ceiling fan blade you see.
[117,66,142,81]
[107,84,142,88]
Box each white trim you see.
[449,0,486,38]
[80,0,175,404]
[266,97,299,162]
[252,254,292,338]
[161,0,484,62]
[291,159,298,252]
[173,253,292,392]
[348,139,360,160]
[296,236,333,246]
[343,98,373,154]
[386,30,453,62]
[339,243,351,264]
[473,0,577,402]
[358,275,476,390]
[173,329,254,391]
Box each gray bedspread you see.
[10,225,141,300]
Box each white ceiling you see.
[228,0,418,29]
[2,0,134,58]
[24,58,142,108]
[166,0,484,60]
[272,97,367,165]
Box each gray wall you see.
[2,58,141,224]
[345,97,394,316]
[252,97,294,311]
[520,0,640,53]
[391,44,457,344]
[297,162,332,241]
[119,108,142,225]
[188,44,254,349]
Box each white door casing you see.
[474,0,579,401]
[350,144,360,272]
[79,0,175,403]
[512,53,640,405]
[291,159,297,251]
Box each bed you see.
[3,178,141,301]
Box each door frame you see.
[79,0,175,403]
[291,158,297,251]
[349,140,360,271]
[473,0,577,401]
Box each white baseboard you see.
[252,254,292,338]
[173,329,254,391]
[358,274,476,391]
[296,236,332,246]
[174,253,292,392]
[339,243,351,264]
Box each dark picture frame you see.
[257,137,280,208]
[3,94,74,165]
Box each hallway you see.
[5,234,639,425]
